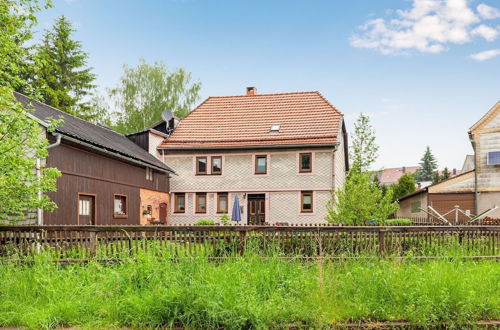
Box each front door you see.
[78,194,95,225]
[159,202,167,224]
[248,194,266,225]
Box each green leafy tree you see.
[0,0,61,222]
[32,15,97,118]
[110,59,201,134]
[0,89,61,221]
[391,173,416,201]
[0,0,50,96]
[350,114,379,172]
[414,146,437,182]
[325,170,399,225]
[431,171,441,184]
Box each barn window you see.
[146,168,154,181]
[411,201,421,213]
[114,194,128,218]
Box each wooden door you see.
[248,195,266,225]
[78,194,95,225]
[159,202,167,224]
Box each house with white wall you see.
[157,87,349,225]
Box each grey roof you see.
[15,92,174,173]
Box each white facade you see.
[163,143,346,225]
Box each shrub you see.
[384,218,413,225]
[194,219,216,226]
[219,213,230,225]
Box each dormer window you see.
[270,124,280,132]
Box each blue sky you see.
[36,0,500,170]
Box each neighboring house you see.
[157,88,349,225]
[15,92,175,225]
[376,166,420,186]
[397,170,475,223]
[398,100,500,221]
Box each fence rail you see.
[0,225,499,260]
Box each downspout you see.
[469,133,478,216]
[36,133,62,225]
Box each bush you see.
[219,213,230,225]
[194,219,216,226]
[384,218,413,225]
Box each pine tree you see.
[441,167,451,181]
[414,146,437,182]
[431,171,441,184]
[32,15,96,118]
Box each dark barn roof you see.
[14,92,174,173]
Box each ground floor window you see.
[217,193,228,213]
[196,193,207,213]
[301,191,313,213]
[411,201,421,213]
[174,193,186,213]
[114,194,128,218]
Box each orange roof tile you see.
[159,91,343,149]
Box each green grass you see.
[0,250,499,329]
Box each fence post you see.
[89,231,97,257]
[239,230,246,256]
[378,231,386,256]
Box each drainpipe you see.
[469,133,478,216]
[36,134,62,225]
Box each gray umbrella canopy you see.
[231,195,242,223]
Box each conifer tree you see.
[414,146,437,182]
[32,15,97,119]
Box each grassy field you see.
[0,251,499,328]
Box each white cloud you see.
[470,49,500,61]
[477,3,500,19]
[471,24,499,41]
[351,0,500,55]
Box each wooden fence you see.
[1,225,499,261]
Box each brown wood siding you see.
[126,132,149,152]
[44,142,169,225]
[428,193,475,222]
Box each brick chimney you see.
[246,87,256,96]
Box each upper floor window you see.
[300,191,313,213]
[196,157,207,175]
[299,153,312,173]
[212,156,222,175]
[114,194,128,218]
[217,193,228,214]
[195,193,207,213]
[174,193,186,213]
[255,155,267,174]
[146,167,154,181]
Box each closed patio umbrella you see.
[231,195,242,224]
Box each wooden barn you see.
[15,92,175,225]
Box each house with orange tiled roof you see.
[156,87,349,225]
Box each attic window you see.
[270,124,280,132]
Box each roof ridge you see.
[207,90,320,99]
